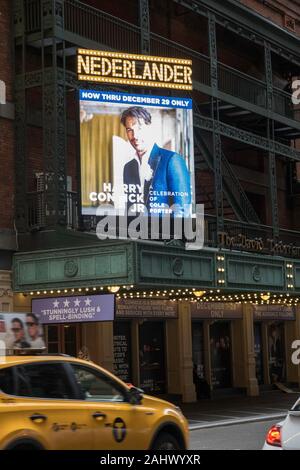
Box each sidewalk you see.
[179,390,299,430]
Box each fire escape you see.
[13,0,300,249]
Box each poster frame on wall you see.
[78,89,195,223]
[31,294,116,324]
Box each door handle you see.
[30,414,47,423]
[92,412,106,421]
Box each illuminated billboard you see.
[77,49,192,90]
[79,90,195,218]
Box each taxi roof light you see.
[4,347,47,356]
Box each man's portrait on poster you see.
[79,90,195,219]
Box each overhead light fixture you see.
[260,293,270,301]
[193,290,206,298]
[108,286,120,293]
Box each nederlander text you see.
[77,49,192,90]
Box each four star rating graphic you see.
[32,294,114,323]
[53,298,93,308]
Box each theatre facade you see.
[13,238,300,401]
[7,0,300,401]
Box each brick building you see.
[0,1,15,313]
[3,0,300,401]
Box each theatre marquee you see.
[77,49,192,90]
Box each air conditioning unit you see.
[284,16,296,32]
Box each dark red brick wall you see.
[0,1,14,229]
[0,0,13,101]
[240,0,300,36]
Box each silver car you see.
[263,396,300,450]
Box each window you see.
[0,367,14,395]
[15,363,74,399]
[292,400,300,412]
[45,324,81,355]
[71,364,125,402]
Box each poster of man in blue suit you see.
[121,106,192,217]
[79,90,195,218]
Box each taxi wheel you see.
[152,432,181,450]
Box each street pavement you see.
[189,418,276,450]
[180,390,298,430]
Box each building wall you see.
[240,0,300,36]
[0,2,14,303]
[0,1,14,231]
[16,0,299,233]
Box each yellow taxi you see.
[0,354,189,450]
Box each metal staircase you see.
[193,122,261,224]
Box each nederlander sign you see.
[218,231,300,257]
[77,49,192,90]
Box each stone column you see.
[242,304,259,396]
[178,301,196,402]
[82,322,114,372]
[166,318,181,394]
[0,271,13,311]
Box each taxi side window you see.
[0,367,14,395]
[15,363,74,399]
[71,364,125,402]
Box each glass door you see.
[45,324,81,356]
[210,321,232,389]
[254,322,264,385]
[268,323,286,383]
[139,321,166,394]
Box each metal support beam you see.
[264,42,273,113]
[139,0,150,54]
[42,72,67,227]
[193,114,300,161]
[208,12,223,232]
[41,3,67,227]
[265,42,279,237]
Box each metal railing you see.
[221,152,261,224]
[218,63,267,107]
[22,0,299,124]
[150,33,210,86]
[27,190,45,229]
[64,0,140,53]
[25,0,41,33]
[27,190,78,230]
[66,190,78,229]
[273,87,299,121]
[193,104,260,224]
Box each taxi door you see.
[69,363,154,449]
[13,362,93,450]
[86,401,156,450]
